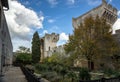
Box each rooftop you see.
[1,0,9,10]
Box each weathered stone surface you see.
[72,0,118,29]
[0,0,13,75]
[40,33,59,61]
[0,66,27,82]
[72,0,118,69]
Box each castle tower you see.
[72,0,118,69]
[40,33,59,62]
[102,0,107,5]
[72,0,118,29]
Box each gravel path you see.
[0,66,27,82]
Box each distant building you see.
[40,33,59,62]
[0,0,13,75]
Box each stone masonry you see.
[40,33,59,62]
[72,0,118,69]
[72,0,117,29]
[0,0,13,75]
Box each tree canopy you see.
[65,16,120,69]
[16,46,30,53]
[32,31,41,63]
[14,46,32,65]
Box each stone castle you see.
[40,0,119,69]
[72,0,117,29]
[72,0,118,69]
[40,33,59,62]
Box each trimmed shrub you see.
[79,67,91,80]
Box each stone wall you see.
[0,0,13,75]
[72,0,118,70]
[72,0,117,29]
[40,33,59,62]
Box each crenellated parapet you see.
[45,33,59,43]
[72,0,118,29]
[102,0,118,25]
[40,33,59,62]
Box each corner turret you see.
[102,0,107,5]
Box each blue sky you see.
[19,0,120,34]
[5,0,120,51]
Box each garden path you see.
[0,66,27,82]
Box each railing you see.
[79,76,120,82]
[20,66,41,82]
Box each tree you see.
[44,52,68,65]
[16,46,30,53]
[79,68,91,80]
[14,46,32,65]
[65,16,120,70]
[110,40,120,69]
[16,53,32,65]
[32,31,41,63]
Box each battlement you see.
[72,0,118,29]
[103,1,117,15]
[40,33,59,59]
[44,33,59,42]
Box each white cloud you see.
[57,33,69,46]
[87,0,101,6]
[113,19,120,34]
[43,30,48,34]
[48,19,55,23]
[48,25,60,33]
[57,40,67,46]
[12,39,31,52]
[5,0,44,51]
[108,0,112,4]
[59,33,69,41]
[118,11,120,16]
[110,0,112,2]
[47,0,58,7]
[23,1,30,6]
[67,0,75,5]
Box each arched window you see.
[49,46,50,51]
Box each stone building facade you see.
[72,0,117,29]
[0,0,13,75]
[39,0,119,70]
[40,33,59,62]
[72,0,118,69]
[113,29,120,42]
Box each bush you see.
[104,68,120,77]
[15,53,32,65]
[35,63,49,72]
[41,71,62,82]
[67,71,77,82]
[79,68,91,80]
[60,67,68,79]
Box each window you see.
[49,46,50,51]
